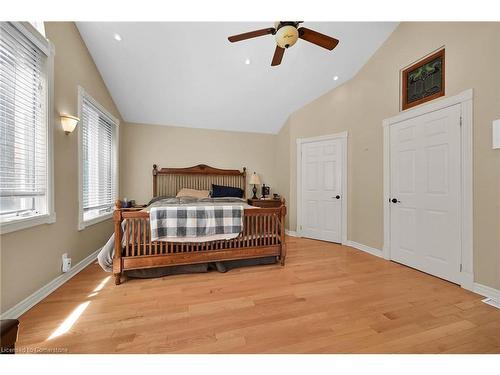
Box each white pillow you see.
[176,188,210,199]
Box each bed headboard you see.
[152,164,247,198]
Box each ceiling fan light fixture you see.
[227,22,339,66]
[275,25,298,49]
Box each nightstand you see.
[247,198,282,208]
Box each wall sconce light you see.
[60,114,80,135]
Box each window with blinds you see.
[0,22,50,225]
[80,91,118,225]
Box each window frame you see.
[0,22,56,234]
[77,86,119,230]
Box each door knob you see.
[391,198,400,203]
[335,195,341,199]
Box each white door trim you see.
[296,131,348,244]
[383,89,474,290]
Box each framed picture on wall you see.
[401,48,445,110]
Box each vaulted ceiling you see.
[77,22,398,134]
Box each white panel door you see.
[390,104,461,283]
[301,138,343,243]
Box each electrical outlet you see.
[62,253,72,273]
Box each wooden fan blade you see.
[271,46,285,66]
[228,28,275,43]
[298,27,339,50]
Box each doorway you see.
[297,132,348,244]
[383,89,473,289]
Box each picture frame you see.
[401,48,445,110]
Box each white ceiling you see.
[76,22,398,134]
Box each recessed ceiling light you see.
[245,58,251,65]
[113,33,122,42]
[333,75,339,81]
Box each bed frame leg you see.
[280,242,287,266]
[113,201,123,287]
[279,200,287,267]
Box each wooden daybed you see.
[112,164,287,285]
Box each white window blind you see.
[0,22,49,224]
[80,93,118,224]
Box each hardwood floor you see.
[16,236,500,353]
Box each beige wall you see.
[120,123,277,203]
[0,22,122,314]
[277,22,500,290]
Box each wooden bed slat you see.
[125,220,130,257]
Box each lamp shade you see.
[249,172,261,185]
[275,25,299,49]
[60,114,80,134]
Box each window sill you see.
[78,212,113,231]
[0,213,56,235]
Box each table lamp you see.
[249,172,261,199]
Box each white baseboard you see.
[1,248,101,319]
[345,240,383,258]
[473,282,500,301]
[285,230,298,237]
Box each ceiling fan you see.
[227,21,339,66]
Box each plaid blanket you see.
[150,205,244,241]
